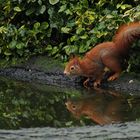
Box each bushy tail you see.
[113,22,140,54]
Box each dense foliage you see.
[0,0,140,71]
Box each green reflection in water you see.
[0,76,140,129]
[0,76,87,129]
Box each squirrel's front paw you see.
[83,78,90,87]
[108,74,119,81]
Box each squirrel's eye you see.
[70,66,75,71]
[72,105,76,110]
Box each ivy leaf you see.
[4,50,12,56]
[106,15,114,19]
[39,5,46,14]
[61,27,71,33]
[76,27,85,35]
[64,45,78,55]
[80,34,88,39]
[58,5,66,12]
[79,45,88,53]
[34,22,40,29]
[121,4,132,10]
[14,7,22,12]
[51,46,59,55]
[117,4,121,9]
[41,22,49,30]
[49,0,59,5]
[65,9,73,15]
[16,42,24,49]
[70,35,78,42]
[9,40,17,49]
[45,45,52,51]
[121,5,127,10]
[26,8,35,16]
[38,0,42,5]
[134,12,140,19]
[0,26,7,33]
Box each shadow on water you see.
[0,76,140,129]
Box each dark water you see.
[0,76,140,139]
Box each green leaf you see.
[45,45,52,51]
[61,27,71,33]
[121,4,132,10]
[80,34,88,39]
[64,45,78,55]
[106,15,114,19]
[65,9,73,15]
[4,50,12,56]
[116,4,121,9]
[70,35,78,42]
[18,25,25,31]
[34,22,40,29]
[38,0,42,5]
[58,5,66,12]
[46,28,52,37]
[9,40,17,49]
[16,43,24,49]
[41,22,49,29]
[26,8,35,16]
[14,7,22,12]
[121,5,126,10]
[39,5,46,14]
[0,26,7,33]
[79,45,88,53]
[134,12,140,19]
[49,0,59,5]
[76,27,85,35]
[51,46,59,55]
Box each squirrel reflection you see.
[65,89,131,125]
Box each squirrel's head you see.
[64,55,82,76]
[65,99,83,118]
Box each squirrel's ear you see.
[73,57,79,65]
[69,53,76,59]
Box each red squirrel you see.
[64,22,140,87]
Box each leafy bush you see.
[0,0,140,71]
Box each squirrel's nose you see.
[64,71,67,75]
[64,70,69,75]
[65,102,68,106]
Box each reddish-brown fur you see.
[65,93,126,125]
[64,22,140,87]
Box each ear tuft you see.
[69,53,76,59]
[73,57,79,65]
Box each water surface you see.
[0,76,140,130]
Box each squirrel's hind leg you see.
[102,55,122,81]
